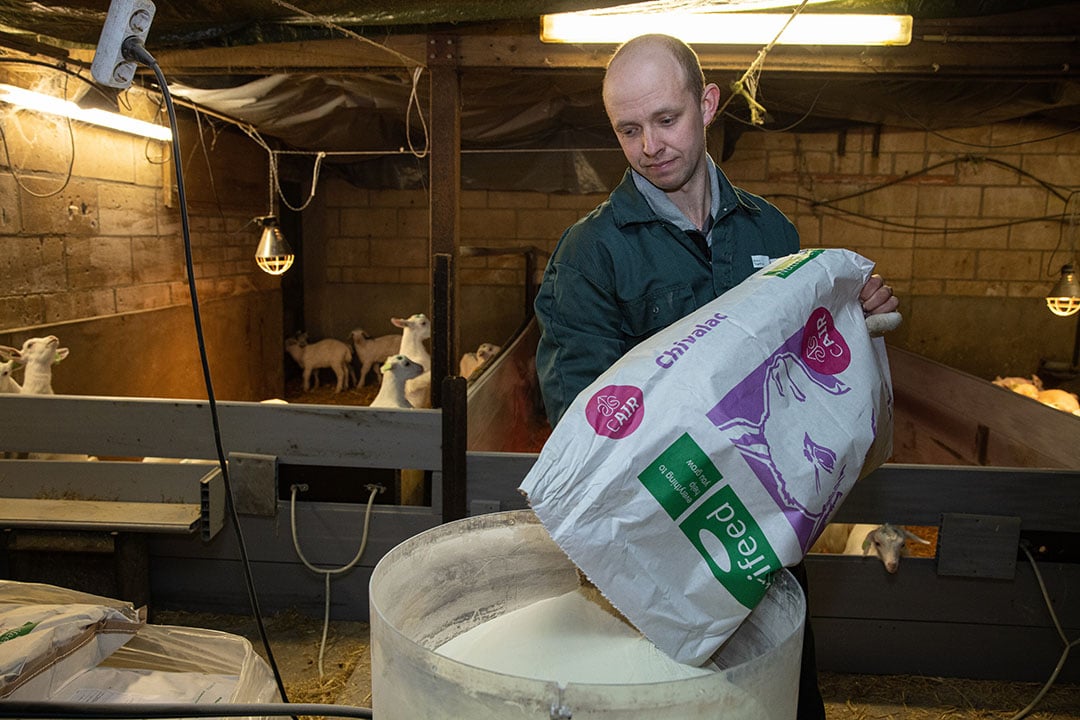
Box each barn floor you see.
[154,609,1080,720]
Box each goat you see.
[1036,388,1079,414]
[405,371,431,409]
[391,313,431,370]
[0,346,21,393]
[370,355,425,408]
[845,523,930,574]
[349,328,401,388]
[10,336,69,395]
[459,342,502,378]
[285,334,353,393]
[810,522,930,574]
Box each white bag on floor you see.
[520,249,894,665]
[0,580,278,713]
[0,581,144,700]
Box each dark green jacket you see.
[534,167,800,425]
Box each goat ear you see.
[902,528,931,544]
[390,317,405,328]
[0,345,17,361]
[861,531,876,555]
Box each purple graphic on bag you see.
[706,318,857,551]
[801,307,850,375]
[586,385,645,438]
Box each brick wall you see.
[314,119,1079,380]
[0,76,284,400]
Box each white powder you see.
[435,589,714,685]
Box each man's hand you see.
[860,274,899,315]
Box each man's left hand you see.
[860,274,899,315]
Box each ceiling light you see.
[540,9,913,46]
[255,216,295,276]
[0,82,172,141]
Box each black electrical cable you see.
[119,35,294,713]
[0,701,372,719]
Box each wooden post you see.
[432,253,455,408]
[441,375,468,522]
[428,35,461,388]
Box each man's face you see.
[603,47,714,195]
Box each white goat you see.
[810,522,930,574]
[370,355,425,408]
[845,523,930,574]
[349,328,401,387]
[459,342,502,378]
[0,346,21,393]
[405,371,431,409]
[8,337,95,461]
[285,334,353,393]
[1036,388,1079,414]
[389,313,431,408]
[809,523,854,554]
[391,313,431,371]
[11,335,69,394]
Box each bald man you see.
[536,34,896,427]
[534,34,898,720]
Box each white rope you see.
[405,65,430,158]
[271,149,326,212]
[290,483,384,678]
[718,0,811,125]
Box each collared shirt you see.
[632,154,724,243]
[534,161,800,426]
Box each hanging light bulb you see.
[255,216,294,276]
[1046,264,1080,317]
[1047,192,1080,317]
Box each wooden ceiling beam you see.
[457,34,1077,79]
[62,25,1076,80]
[67,36,429,73]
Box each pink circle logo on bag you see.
[586,385,644,438]
[801,307,851,375]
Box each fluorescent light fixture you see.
[0,83,172,141]
[541,10,913,46]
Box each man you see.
[534,34,898,719]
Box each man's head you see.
[602,34,719,196]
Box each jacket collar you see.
[609,157,763,229]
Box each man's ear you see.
[701,82,721,126]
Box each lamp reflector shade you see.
[255,220,295,276]
[1046,264,1080,317]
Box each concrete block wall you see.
[306,181,595,355]
[313,119,1079,381]
[732,121,1078,380]
[0,74,284,400]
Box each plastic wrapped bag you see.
[520,249,894,665]
[0,580,279,712]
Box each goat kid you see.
[391,313,431,371]
[0,346,22,393]
[846,523,930,574]
[10,336,69,394]
[285,333,353,393]
[370,354,425,408]
[349,328,401,387]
